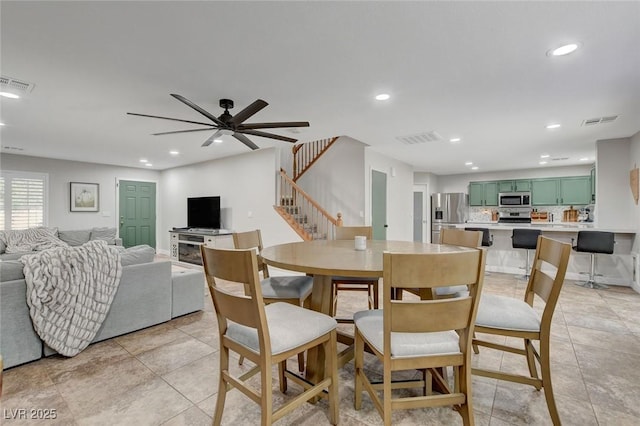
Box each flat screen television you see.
[187,196,221,229]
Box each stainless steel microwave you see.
[498,192,531,207]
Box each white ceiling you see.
[1,1,639,175]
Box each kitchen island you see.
[456,222,637,287]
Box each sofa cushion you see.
[120,245,156,266]
[0,260,26,281]
[0,231,6,254]
[90,227,117,245]
[58,229,91,246]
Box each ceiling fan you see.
[127,94,310,150]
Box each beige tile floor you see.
[2,269,640,425]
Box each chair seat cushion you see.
[353,310,460,357]
[476,294,541,332]
[226,302,337,355]
[434,285,468,297]
[261,275,313,300]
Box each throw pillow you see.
[90,227,117,245]
[58,230,92,246]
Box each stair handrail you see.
[277,169,342,240]
[279,169,339,226]
[292,136,339,181]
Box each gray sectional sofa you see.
[0,228,205,369]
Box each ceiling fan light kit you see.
[127,95,310,150]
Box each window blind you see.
[0,171,48,231]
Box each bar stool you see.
[511,228,541,279]
[572,231,615,289]
[464,227,493,247]
[465,227,493,275]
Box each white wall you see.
[365,149,414,241]
[158,148,300,252]
[0,153,160,231]
[435,164,594,194]
[596,138,634,229]
[295,136,366,226]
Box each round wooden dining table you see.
[261,239,475,384]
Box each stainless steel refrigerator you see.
[431,193,469,243]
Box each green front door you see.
[119,180,156,248]
[371,170,387,240]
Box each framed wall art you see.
[70,182,99,212]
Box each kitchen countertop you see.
[460,222,636,234]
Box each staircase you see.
[292,136,338,181]
[274,168,342,241]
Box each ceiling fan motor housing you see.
[219,99,234,110]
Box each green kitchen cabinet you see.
[560,176,592,205]
[484,182,499,206]
[498,180,531,192]
[531,178,559,206]
[590,167,596,203]
[469,182,484,206]
[469,181,499,206]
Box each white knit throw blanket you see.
[21,240,123,356]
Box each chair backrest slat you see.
[386,250,482,288]
[391,298,473,333]
[335,226,373,240]
[440,228,482,248]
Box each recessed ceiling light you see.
[145,163,153,167]
[465,161,473,166]
[539,161,548,165]
[471,166,479,170]
[449,137,461,143]
[169,150,179,155]
[546,123,561,129]
[548,43,579,57]
[579,157,589,161]
[375,93,390,101]
[213,139,223,143]
[0,92,20,99]
[0,122,5,126]
[139,158,148,163]
[540,154,550,158]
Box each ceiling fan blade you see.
[202,130,224,147]
[127,112,214,127]
[240,129,297,143]
[238,121,310,130]
[170,94,226,126]
[230,99,268,126]
[153,127,216,136]
[233,132,260,150]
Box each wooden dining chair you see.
[354,248,486,425]
[399,228,482,300]
[331,226,378,323]
[233,229,312,371]
[472,235,571,425]
[201,245,339,425]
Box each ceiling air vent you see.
[582,115,618,126]
[396,131,443,145]
[551,157,569,161]
[0,75,36,93]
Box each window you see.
[0,171,48,231]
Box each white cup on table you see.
[354,235,367,251]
